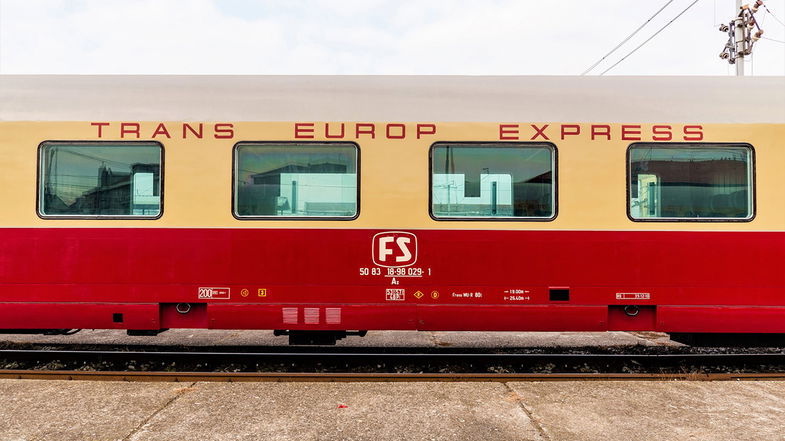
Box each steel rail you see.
[3,349,785,359]
[2,370,785,382]
[3,349,785,365]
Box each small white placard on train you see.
[385,289,405,301]
[616,292,650,300]
[198,287,231,300]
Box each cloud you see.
[0,0,783,75]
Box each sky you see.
[0,0,783,75]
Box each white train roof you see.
[1,75,784,123]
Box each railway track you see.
[2,347,785,381]
[3,371,785,381]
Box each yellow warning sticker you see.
[430,291,440,299]
[258,289,267,297]
[414,290,424,299]
[240,289,249,297]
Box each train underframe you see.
[1,302,784,346]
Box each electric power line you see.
[761,2,785,27]
[582,0,675,75]
[600,0,701,75]
[762,36,785,43]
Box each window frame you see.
[36,140,165,220]
[428,141,558,222]
[625,142,756,223]
[232,141,361,221]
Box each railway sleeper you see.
[274,330,368,345]
[126,329,169,337]
[669,333,785,347]
[0,329,80,336]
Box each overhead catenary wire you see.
[600,0,701,75]
[761,2,785,27]
[581,0,675,75]
[762,36,785,43]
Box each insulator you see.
[719,24,729,32]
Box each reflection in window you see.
[431,144,555,219]
[40,143,162,217]
[628,144,753,220]
[234,143,358,218]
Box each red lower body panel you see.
[0,228,783,333]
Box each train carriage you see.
[0,75,784,345]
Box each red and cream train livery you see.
[1,76,784,345]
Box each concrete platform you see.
[507,381,785,441]
[0,379,781,441]
[0,329,680,348]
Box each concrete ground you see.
[0,379,782,441]
[0,331,701,440]
[0,329,680,347]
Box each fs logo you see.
[373,231,417,267]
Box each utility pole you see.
[735,0,746,75]
[719,0,766,76]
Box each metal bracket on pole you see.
[719,0,766,75]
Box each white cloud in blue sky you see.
[0,0,783,75]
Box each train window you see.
[628,143,754,221]
[233,142,359,219]
[430,143,556,220]
[38,141,163,218]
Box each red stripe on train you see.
[0,228,782,332]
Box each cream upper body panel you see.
[1,76,783,231]
[1,75,784,123]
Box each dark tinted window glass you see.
[628,144,753,220]
[431,144,555,219]
[40,143,162,217]
[234,143,358,218]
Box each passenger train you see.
[1,75,784,345]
